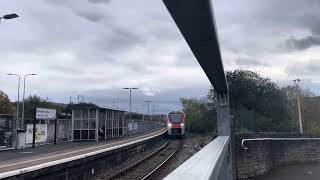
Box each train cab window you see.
[171,114,181,123]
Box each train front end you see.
[167,111,185,136]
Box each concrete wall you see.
[236,133,320,179]
[4,134,165,180]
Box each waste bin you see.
[17,129,26,149]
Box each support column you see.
[95,109,99,142]
[71,110,74,141]
[217,92,235,180]
[111,110,114,138]
[104,110,107,141]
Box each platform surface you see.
[0,128,166,176]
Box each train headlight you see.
[181,123,184,127]
[168,123,172,127]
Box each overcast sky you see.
[1,0,320,114]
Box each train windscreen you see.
[171,113,181,123]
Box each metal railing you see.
[241,137,320,150]
[165,136,231,180]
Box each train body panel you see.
[167,111,185,136]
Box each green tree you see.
[282,85,316,133]
[202,70,291,132]
[22,95,65,118]
[180,97,217,134]
[0,90,14,114]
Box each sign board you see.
[36,108,56,119]
[128,123,133,131]
[26,124,47,143]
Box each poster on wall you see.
[0,115,14,149]
[26,124,47,144]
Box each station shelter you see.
[70,103,126,141]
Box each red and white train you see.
[167,111,185,136]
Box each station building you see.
[69,103,126,141]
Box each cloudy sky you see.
[1,0,320,114]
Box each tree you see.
[22,95,65,118]
[206,70,291,132]
[0,90,14,114]
[282,85,316,133]
[180,97,217,134]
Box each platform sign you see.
[36,108,56,119]
[26,124,47,143]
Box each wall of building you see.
[236,133,320,179]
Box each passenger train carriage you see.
[167,111,185,136]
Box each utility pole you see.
[293,78,303,134]
[123,88,139,122]
[69,97,73,104]
[144,101,152,121]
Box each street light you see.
[7,73,21,120]
[144,100,152,121]
[22,73,37,128]
[0,13,19,22]
[123,88,139,122]
[293,78,303,134]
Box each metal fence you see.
[126,120,160,136]
[1,114,160,149]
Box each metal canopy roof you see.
[163,0,228,93]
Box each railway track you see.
[109,139,182,180]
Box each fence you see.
[126,120,160,136]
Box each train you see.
[167,111,185,136]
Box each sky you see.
[1,0,320,114]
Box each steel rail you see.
[141,139,182,180]
[108,140,171,179]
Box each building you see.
[68,103,126,141]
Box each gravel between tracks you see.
[92,133,212,180]
[148,133,213,180]
[92,139,167,180]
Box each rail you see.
[164,136,231,180]
[241,137,320,150]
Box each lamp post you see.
[22,73,37,128]
[293,78,303,134]
[0,13,19,22]
[7,73,21,120]
[123,88,139,122]
[144,100,152,121]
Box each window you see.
[75,120,81,129]
[82,120,88,129]
[89,120,96,129]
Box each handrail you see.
[164,136,230,180]
[241,137,320,150]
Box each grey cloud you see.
[88,0,111,4]
[285,59,320,76]
[75,10,105,22]
[235,57,269,67]
[286,35,320,50]
[95,27,146,53]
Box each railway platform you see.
[0,128,167,179]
